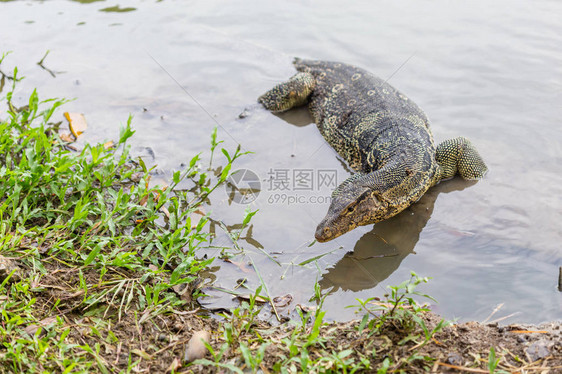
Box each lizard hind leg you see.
[435,136,488,181]
[258,72,315,112]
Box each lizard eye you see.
[344,205,355,215]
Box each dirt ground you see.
[5,257,562,373]
[185,312,561,373]
[4,254,560,373]
[65,306,560,373]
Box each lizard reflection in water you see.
[319,177,474,292]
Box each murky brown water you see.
[2,0,561,323]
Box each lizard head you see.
[315,177,389,242]
[258,72,314,112]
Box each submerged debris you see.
[238,108,250,119]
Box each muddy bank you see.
[93,307,561,373]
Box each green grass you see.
[351,272,451,348]
[191,273,451,373]
[0,53,248,372]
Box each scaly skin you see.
[258,59,487,242]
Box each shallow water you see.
[1,0,561,323]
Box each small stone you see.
[297,304,316,313]
[24,316,57,337]
[526,339,551,362]
[238,109,250,119]
[273,294,293,308]
[0,256,21,283]
[130,172,143,183]
[183,330,210,363]
[157,333,168,342]
[172,322,183,332]
[148,264,158,272]
[446,352,463,366]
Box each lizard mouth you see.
[315,220,355,243]
[315,232,336,243]
[315,218,335,242]
[315,227,332,243]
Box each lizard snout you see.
[315,224,333,243]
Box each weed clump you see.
[0,54,245,372]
